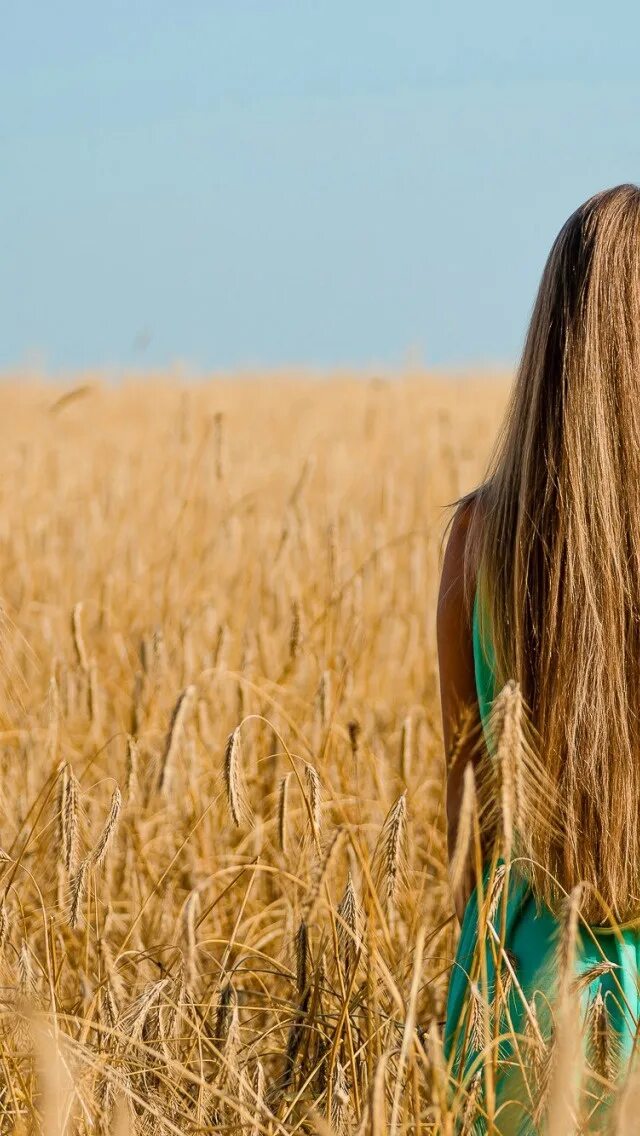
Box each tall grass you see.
[0,372,626,1135]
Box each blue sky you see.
[2,2,640,372]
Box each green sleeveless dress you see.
[443,590,640,1126]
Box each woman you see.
[437,183,640,1133]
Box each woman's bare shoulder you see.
[438,495,479,624]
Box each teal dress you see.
[443,590,640,1129]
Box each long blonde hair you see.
[466,183,640,922]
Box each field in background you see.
[0,374,509,1134]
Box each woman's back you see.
[443,576,640,1133]
[438,182,640,1132]
[453,183,640,925]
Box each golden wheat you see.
[0,371,623,1135]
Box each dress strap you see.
[472,586,497,752]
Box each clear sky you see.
[2,2,640,373]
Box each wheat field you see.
[0,373,511,1134]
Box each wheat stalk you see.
[449,762,476,902]
[278,773,290,853]
[60,763,80,875]
[0,899,9,952]
[125,735,138,804]
[90,786,122,870]
[183,890,200,991]
[223,727,253,827]
[295,920,309,998]
[494,680,524,861]
[71,602,89,672]
[68,858,89,928]
[289,600,301,660]
[249,1060,265,1136]
[374,792,408,912]
[304,761,322,844]
[399,716,412,782]
[157,685,196,795]
[460,1071,482,1135]
[337,871,359,979]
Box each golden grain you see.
[0,373,621,1135]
